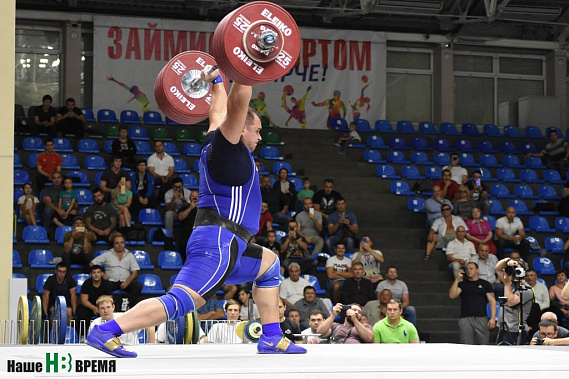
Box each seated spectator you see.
[207,300,242,344]
[42,263,77,327]
[111,180,133,230]
[100,157,132,202]
[254,201,273,245]
[326,243,353,303]
[36,138,62,192]
[563,238,569,273]
[293,286,331,330]
[32,94,56,136]
[280,262,311,308]
[53,176,78,227]
[559,180,569,218]
[296,197,325,254]
[424,204,467,260]
[425,185,452,228]
[435,169,459,201]
[352,235,384,283]
[18,183,39,225]
[465,170,490,215]
[260,175,292,226]
[530,319,569,346]
[112,125,137,169]
[526,129,569,180]
[176,189,199,261]
[288,309,301,327]
[341,262,376,306]
[446,226,476,279]
[280,221,315,275]
[443,153,468,185]
[313,179,342,223]
[525,269,550,312]
[260,230,280,256]
[363,289,393,327]
[278,298,303,343]
[197,296,224,321]
[296,177,314,203]
[90,235,142,309]
[85,187,120,244]
[41,171,64,238]
[466,207,496,255]
[317,302,373,343]
[131,160,156,219]
[164,177,192,235]
[55,97,86,138]
[495,206,530,260]
[147,140,175,202]
[301,310,326,344]
[274,168,296,214]
[375,266,417,325]
[89,295,154,345]
[373,299,420,343]
[75,265,113,334]
[549,269,569,322]
[333,121,361,155]
[238,288,260,321]
[63,216,96,270]
[325,198,359,253]
[469,243,502,295]
[452,185,476,221]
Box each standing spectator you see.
[446,226,476,279]
[495,206,530,260]
[55,97,86,138]
[424,204,467,260]
[112,125,137,169]
[317,303,374,343]
[197,296,224,321]
[465,170,490,215]
[53,176,78,227]
[525,269,550,311]
[75,265,113,334]
[273,168,296,215]
[296,177,314,202]
[18,183,39,225]
[526,129,569,180]
[443,153,468,184]
[207,300,243,344]
[434,169,459,201]
[280,221,314,274]
[333,121,361,155]
[293,286,331,330]
[36,138,62,192]
[40,171,64,238]
[425,184,452,228]
[42,263,77,327]
[260,175,292,227]
[363,289,393,327]
[352,235,384,283]
[147,140,175,202]
[326,198,359,253]
[452,185,476,221]
[85,188,120,244]
[466,207,496,255]
[313,179,342,222]
[254,201,273,245]
[295,198,324,254]
[111,180,133,230]
[373,299,420,343]
[131,160,155,219]
[164,177,192,236]
[100,157,131,202]
[90,235,142,309]
[32,94,56,136]
[469,243,501,295]
[301,310,326,344]
[177,190,199,260]
[63,216,95,270]
[326,243,353,303]
[375,266,417,325]
[278,298,303,343]
[449,262,496,344]
[341,262,376,306]
[238,288,260,321]
[279,262,311,308]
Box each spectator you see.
[41,171,64,238]
[530,319,569,346]
[36,138,62,192]
[89,295,154,345]
[326,242,353,303]
[147,140,175,202]
[425,184,452,228]
[100,157,131,202]
[63,216,95,270]
[465,170,490,215]
[449,262,496,344]
[280,221,315,274]
[293,286,331,330]
[42,263,77,327]
[260,175,292,227]
[341,262,376,306]
[313,179,342,222]
[85,187,120,244]
[563,238,569,272]
[363,289,393,326]
[469,243,502,295]
[260,230,281,257]
[164,177,192,236]
[317,302,374,343]
[333,121,361,155]
[466,207,496,255]
[18,183,39,225]
[207,300,243,344]
[443,153,468,185]
[90,235,142,309]
[352,235,384,283]
[288,309,301,327]
[452,185,476,221]
[296,177,314,202]
[238,288,260,321]
[526,129,569,180]
[549,270,569,322]
[525,269,549,311]
[254,201,273,245]
[446,226,476,279]
[375,266,417,326]
[372,299,420,343]
[279,262,310,308]
[197,296,224,321]
[558,179,569,217]
[131,159,155,219]
[111,180,133,230]
[55,97,86,138]
[112,125,137,169]
[425,204,467,260]
[176,189,199,261]
[495,206,530,260]
[32,94,56,136]
[278,298,303,343]
[75,265,113,334]
[326,198,359,253]
[295,197,324,254]
[273,168,296,215]
[434,169,459,201]
[301,310,326,344]
[53,176,78,227]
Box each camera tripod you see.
[496,280,527,346]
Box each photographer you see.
[530,319,569,346]
[164,177,191,235]
[317,303,373,344]
[63,216,96,270]
[495,257,535,345]
[280,221,314,275]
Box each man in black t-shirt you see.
[112,125,137,169]
[85,187,120,244]
[278,298,302,343]
[75,265,113,334]
[33,94,57,136]
[42,263,77,326]
[465,170,490,215]
[260,175,292,227]
[55,97,86,137]
[449,262,496,345]
[100,157,131,201]
[312,179,342,222]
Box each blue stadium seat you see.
[497,168,520,183]
[433,138,453,152]
[390,180,415,196]
[184,143,201,157]
[490,184,514,199]
[533,257,556,275]
[401,165,425,180]
[525,236,542,254]
[173,158,191,174]
[13,153,22,168]
[143,111,164,125]
[22,137,45,152]
[555,217,569,233]
[138,274,166,295]
[462,123,481,136]
[408,197,426,213]
[13,250,22,269]
[499,141,520,154]
[508,199,533,216]
[387,151,410,164]
[502,154,525,169]
[76,189,94,206]
[66,171,90,187]
[139,209,163,225]
[520,169,543,183]
[520,142,538,155]
[433,152,451,166]
[479,154,501,168]
[410,151,432,166]
[260,146,282,160]
[289,177,303,192]
[331,118,349,131]
[388,137,410,150]
[538,185,561,200]
[479,168,497,182]
[545,237,565,253]
[425,166,442,180]
[103,140,113,155]
[483,124,502,137]
[543,170,565,184]
[170,274,178,286]
[477,140,499,153]
[134,140,152,155]
[529,216,555,233]
[77,139,100,154]
[274,230,287,243]
[61,154,80,170]
[54,138,73,153]
[301,274,325,295]
[97,109,119,123]
[29,249,55,269]
[440,122,461,136]
[36,274,51,294]
[256,160,267,175]
[120,110,141,124]
[13,187,24,204]
[133,250,154,270]
[23,225,50,244]
[525,157,546,169]
[128,126,150,141]
[397,120,417,134]
[419,121,438,134]
[166,116,183,126]
[366,135,388,149]
[179,174,198,190]
[55,226,73,244]
[273,161,294,176]
[514,185,538,200]
[455,139,477,153]
[489,200,505,215]
[14,170,31,186]
[483,215,496,230]
[504,125,524,138]
[533,200,559,216]
[158,250,183,270]
[355,119,372,132]
[81,108,96,123]
[525,126,546,139]
[364,150,386,164]
[375,120,395,133]
[410,137,433,151]
[73,274,90,293]
[459,153,477,167]
[85,155,107,171]
[162,142,180,156]
[376,164,400,179]
[94,171,103,186]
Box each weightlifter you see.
[87,65,306,357]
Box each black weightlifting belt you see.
[193,207,254,244]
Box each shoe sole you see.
[86,338,137,358]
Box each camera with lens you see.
[504,264,525,279]
[536,338,544,345]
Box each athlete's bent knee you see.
[157,286,196,320]
[253,256,283,288]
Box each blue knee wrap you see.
[253,256,283,288]
[158,286,196,320]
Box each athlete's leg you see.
[252,248,280,325]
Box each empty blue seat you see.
[410,137,433,151]
[375,120,395,133]
[489,200,505,215]
[274,230,287,243]
[85,155,106,171]
[260,146,282,160]
[158,250,183,270]
[81,108,96,123]
[490,184,514,199]
[397,120,417,134]
[170,274,178,286]
[376,164,400,179]
[366,135,388,149]
[66,171,90,188]
[76,189,94,206]
[555,217,569,232]
[388,137,411,150]
[525,126,546,139]
[97,109,119,123]
[504,125,523,138]
[479,168,497,182]
[502,154,525,169]
[138,274,166,295]
[455,139,477,153]
[128,126,150,141]
[410,151,432,166]
[477,140,499,153]
[13,153,22,168]
[143,111,164,125]
[479,154,501,168]
[544,237,565,253]
[514,185,538,200]
[179,173,198,190]
[508,199,533,216]
[23,225,50,244]
[13,187,24,204]
[533,257,556,274]
[29,249,55,269]
[22,137,45,152]
[301,275,326,295]
[459,153,477,167]
[425,166,442,180]
[133,250,154,270]
[139,209,163,225]
[538,185,561,200]
[273,161,294,176]
[120,110,141,124]
[13,250,22,269]
[173,158,191,174]
[520,169,543,183]
[433,138,453,152]
[401,165,425,180]
[94,171,103,186]
[408,197,426,213]
[433,152,451,166]
[364,150,386,164]
[483,215,497,230]
[499,141,520,154]
[497,168,520,183]
[103,140,113,155]
[525,157,546,169]
[14,170,31,186]
[543,170,565,184]
[73,273,90,293]
[55,226,73,244]
[533,200,559,216]
[419,121,438,134]
[520,142,538,155]
[133,140,152,155]
[390,180,415,196]
[331,118,349,131]
[289,177,303,192]
[163,142,180,156]
[36,274,51,294]
[462,123,481,136]
[355,119,372,132]
[54,138,73,153]
[440,122,461,136]
[77,139,100,154]
[61,154,80,170]
[387,151,410,164]
[483,124,502,137]
[529,216,555,233]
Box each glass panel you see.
[387,51,430,70]
[454,55,493,73]
[497,78,544,104]
[15,29,60,50]
[499,57,542,75]
[386,73,432,122]
[454,76,494,125]
[15,52,61,107]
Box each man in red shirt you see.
[255,201,273,245]
[435,169,459,201]
[36,139,62,192]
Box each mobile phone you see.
[76,226,85,233]
[309,208,314,215]
[475,178,481,186]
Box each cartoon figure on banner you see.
[350,75,373,122]
[250,92,273,126]
[107,76,151,112]
[281,85,311,129]
[311,90,346,129]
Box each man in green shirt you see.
[373,299,420,343]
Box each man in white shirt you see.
[147,140,175,202]
[326,243,353,303]
[446,226,476,279]
[280,262,311,308]
[443,153,468,184]
[469,243,502,294]
[206,300,243,344]
[495,206,530,260]
[525,269,550,311]
[300,310,327,344]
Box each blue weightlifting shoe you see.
[257,334,307,354]
[86,325,137,358]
